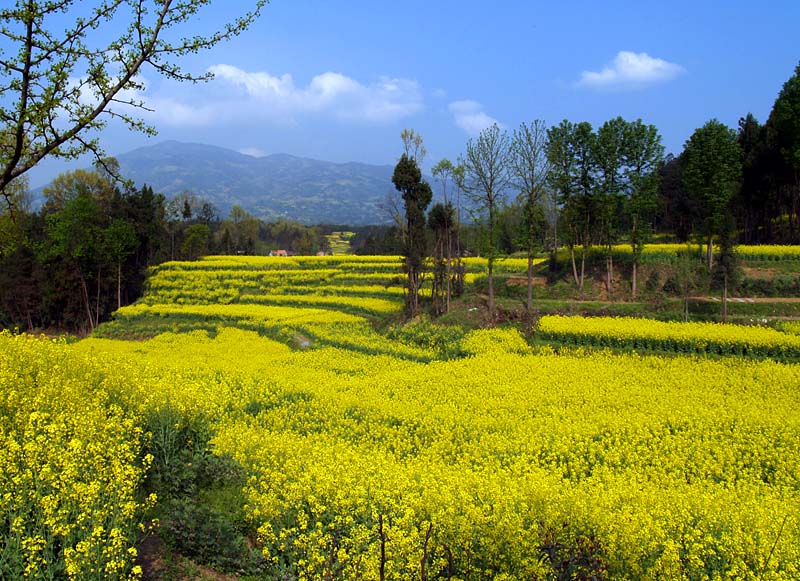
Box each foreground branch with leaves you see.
[0,0,266,209]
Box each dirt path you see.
[689,296,800,303]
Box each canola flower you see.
[736,245,800,261]
[556,243,800,262]
[69,326,800,579]
[143,257,407,314]
[461,256,547,273]
[8,252,800,579]
[0,332,150,580]
[539,314,800,359]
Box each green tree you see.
[510,120,550,327]
[547,120,597,294]
[594,117,627,296]
[462,124,511,320]
[623,120,664,297]
[0,175,30,256]
[1,171,165,331]
[125,183,166,265]
[165,192,201,259]
[0,0,266,206]
[736,114,773,243]
[182,224,211,261]
[682,119,742,268]
[41,168,115,215]
[44,193,103,331]
[428,202,455,315]
[392,136,432,315]
[432,158,464,310]
[766,62,800,240]
[656,154,694,242]
[104,219,138,309]
[217,205,260,254]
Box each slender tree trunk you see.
[631,214,638,298]
[569,245,579,287]
[707,235,714,269]
[605,249,613,297]
[95,267,102,328]
[722,273,728,323]
[442,544,454,581]
[420,524,433,581]
[488,258,495,320]
[794,175,800,244]
[80,275,94,332]
[526,248,534,332]
[445,228,451,313]
[117,261,122,310]
[488,202,496,320]
[579,246,586,296]
[553,198,558,252]
[410,270,419,315]
[456,188,463,292]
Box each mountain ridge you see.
[114,140,402,225]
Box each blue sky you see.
[24,0,800,187]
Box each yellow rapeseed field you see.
[3,254,800,579]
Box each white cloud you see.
[448,100,502,135]
[206,64,424,123]
[578,51,685,89]
[66,73,221,127]
[145,97,221,126]
[70,66,424,129]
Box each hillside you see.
[115,141,399,225]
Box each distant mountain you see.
[114,141,402,225]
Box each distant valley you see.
[113,141,402,225]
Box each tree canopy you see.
[682,119,742,267]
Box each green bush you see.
[143,405,263,575]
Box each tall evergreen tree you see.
[595,117,628,295]
[392,145,432,316]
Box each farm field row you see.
[556,244,800,262]
[539,314,800,360]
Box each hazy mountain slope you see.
[115,141,399,225]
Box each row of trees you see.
[392,118,664,320]
[0,164,337,332]
[660,65,800,249]
[1,164,163,332]
[390,63,800,321]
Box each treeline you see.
[387,63,799,318]
[0,163,344,332]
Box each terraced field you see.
[2,252,800,580]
